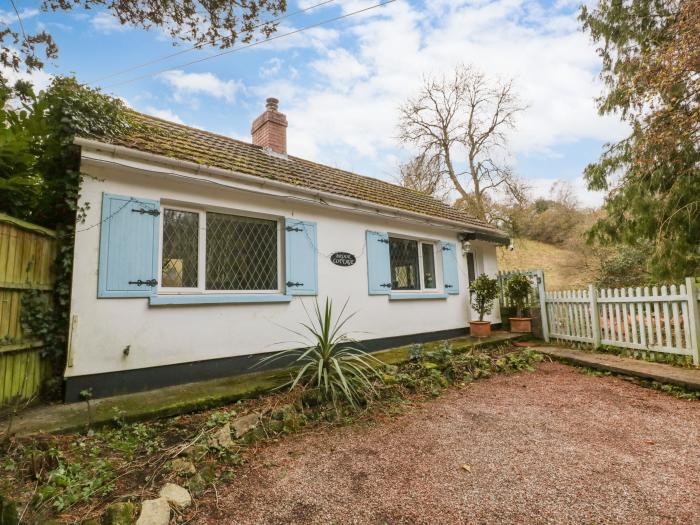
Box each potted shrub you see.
[505,273,533,333]
[469,274,499,337]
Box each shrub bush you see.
[469,274,499,321]
[504,273,533,317]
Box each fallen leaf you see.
[644,440,655,445]
[461,464,471,472]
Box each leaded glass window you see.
[162,209,199,288]
[389,237,439,292]
[205,212,278,291]
[389,237,419,290]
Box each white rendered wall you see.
[66,160,501,377]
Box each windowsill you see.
[149,293,293,306]
[389,293,449,301]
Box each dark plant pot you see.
[469,321,492,337]
[509,317,532,333]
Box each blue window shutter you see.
[366,231,391,295]
[285,218,317,296]
[440,241,459,295]
[98,193,160,298]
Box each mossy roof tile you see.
[97,112,504,234]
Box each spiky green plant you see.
[262,298,383,411]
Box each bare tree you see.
[395,154,449,201]
[398,64,526,221]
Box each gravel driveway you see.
[196,362,700,524]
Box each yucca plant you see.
[262,298,383,411]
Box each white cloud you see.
[309,48,368,90]
[158,70,243,105]
[243,0,626,206]
[1,64,52,92]
[249,23,340,52]
[91,12,130,34]
[259,58,283,78]
[142,106,185,125]
[0,8,39,26]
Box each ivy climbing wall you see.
[0,214,56,406]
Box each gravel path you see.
[197,362,700,524]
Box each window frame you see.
[388,234,440,293]
[157,203,284,295]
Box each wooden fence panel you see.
[0,214,56,406]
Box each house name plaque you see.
[330,252,356,267]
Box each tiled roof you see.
[97,111,505,235]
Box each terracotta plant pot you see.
[469,321,492,337]
[509,317,532,333]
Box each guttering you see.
[459,231,511,247]
[74,137,507,238]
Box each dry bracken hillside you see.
[497,238,599,291]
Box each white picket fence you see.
[543,278,700,365]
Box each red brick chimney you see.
[251,97,288,155]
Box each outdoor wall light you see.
[461,241,472,255]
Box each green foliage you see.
[0,493,19,525]
[263,298,384,412]
[423,341,453,366]
[504,182,594,246]
[12,420,163,516]
[19,290,56,346]
[504,273,532,317]
[575,365,700,400]
[580,1,700,280]
[79,389,93,400]
[3,77,135,395]
[398,344,543,397]
[595,344,695,368]
[469,274,499,321]
[0,104,43,215]
[205,410,237,429]
[102,422,163,458]
[409,343,424,361]
[265,404,307,435]
[595,244,652,288]
[80,388,94,428]
[34,447,115,512]
[652,382,700,401]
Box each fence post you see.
[685,277,700,366]
[589,284,600,348]
[537,270,550,342]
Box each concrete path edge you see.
[4,332,521,436]
[535,346,700,392]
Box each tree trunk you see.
[441,138,470,202]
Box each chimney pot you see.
[252,97,288,156]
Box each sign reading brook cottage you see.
[330,252,356,267]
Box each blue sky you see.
[4,0,627,207]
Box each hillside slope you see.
[497,238,598,290]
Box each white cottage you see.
[65,98,508,401]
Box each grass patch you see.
[497,238,598,290]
